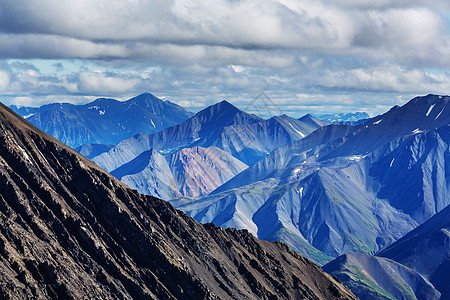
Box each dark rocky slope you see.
[0,103,356,299]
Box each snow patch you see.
[426,104,435,116]
[32,139,62,183]
[99,110,105,115]
[297,187,304,197]
[373,119,382,125]
[286,121,305,137]
[150,119,155,128]
[24,113,34,119]
[435,107,445,120]
[390,158,395,167]
[18,145,32,164]
[346,154,368,162]
[412,128,424,134]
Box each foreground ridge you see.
[0,103,356,299]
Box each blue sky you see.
[1,0,450,117]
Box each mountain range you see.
[169,94,450,267]
[317,112,370,124]
[378,201,450,299]
[92,101,327,191]
[10,93,193,149]
[0,102,356,299]
[9,91,450,299]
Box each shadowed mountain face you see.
[323,253,440,300]
[10,93,193,149]
[378,203,450,300]
[0,103,356,299]
[325,202,450,300]
[111,146,248,199]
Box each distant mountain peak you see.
[213,99,239,110]
[129,92,159,102]
[193,100,262,129]
[298,113,316,121]
[317,111,370,123]
[10,93,193,148]
[299,113,331,127]
[409,94,450,106]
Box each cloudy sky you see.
[0,0,449,117]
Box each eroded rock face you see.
[0,103,356,299]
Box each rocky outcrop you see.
[0,103,356,299]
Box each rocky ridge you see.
[0,103,356,299]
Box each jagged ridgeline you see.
[10,93,194,149]
[0,103,356,299]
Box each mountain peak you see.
[299,113,331,127]
[317,112,369,123]
[298,113,314,120]
[214,99,239,110]
[410,94,450,105]
[127,92,162,104]
[194,100,262,130]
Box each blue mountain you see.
[10,93,193,148]
[325,201,450,299]
[92,102,327,182]
[317,111,370,124]
[378,203,450,299]
[92,100,263,171]
[323,253,440,300]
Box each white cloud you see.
[230,65,246,73]
[78,71,141,94]
[0,0,449,117]
[0,70,10,90]
[319,64,450,94]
